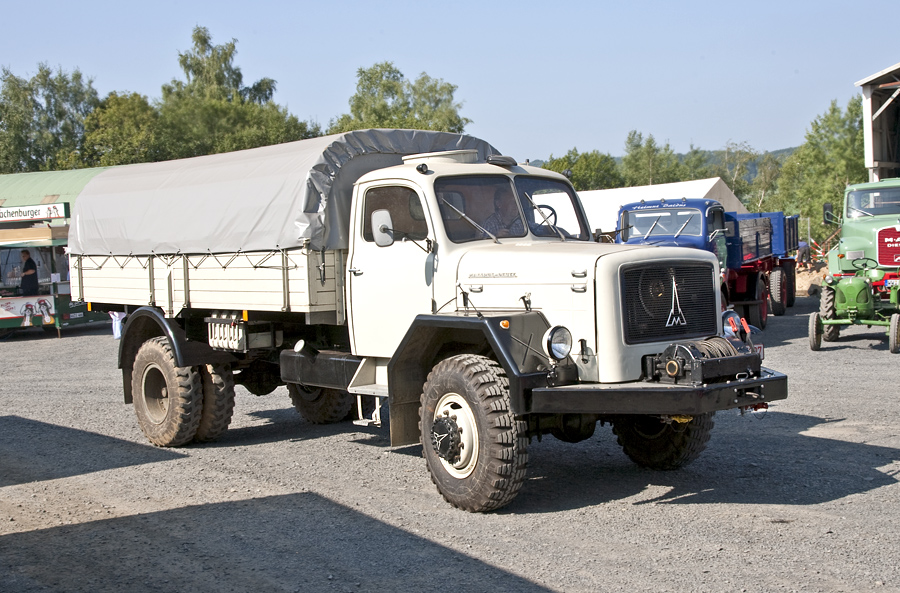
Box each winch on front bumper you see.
[528,336,786,416]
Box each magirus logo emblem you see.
[666,277,687,327]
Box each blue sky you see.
[2,1,893,161]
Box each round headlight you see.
[543,326,572,361]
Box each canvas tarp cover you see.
[68,129,498,255]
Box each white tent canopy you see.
[578,177,748,233]
[68,129,498,256]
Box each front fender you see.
[386,311,577,446]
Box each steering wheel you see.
[534,204,558,226]
[851,257,878,270]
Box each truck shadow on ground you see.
[0,491,552,593]
[507,411,899,514]
[0,416,185,488]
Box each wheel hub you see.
[431,413,463,464]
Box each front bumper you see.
[528,367,786,415]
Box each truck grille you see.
[621,262,717,344]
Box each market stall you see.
[0,173,109,338]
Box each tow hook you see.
[658,415,693,424]
[431,412,463,464]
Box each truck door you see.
[348,183,435,358]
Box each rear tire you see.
[612,413,714,470]
[770,267,787,316]
[808,312,823,351]
[820,286,840,342]
[420,354,528,512]
[194,364,236,442]
[786,264,796,307]
[132,337,203,447]
[287,384,353,424]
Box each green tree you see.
[156,26,319,160]
[749,151,783,212]
[0,64,99,172]
[620,131,685,186]
[543,148,623,190]
[329,61,471,133]
[774,96,866,240]
[712,140,759,199]
[78,92,161,166]
[681,143,712,180]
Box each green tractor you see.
[809,179,900,352]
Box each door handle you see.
[349,268,363,276]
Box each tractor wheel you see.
[132,337,203,447]
[287,384,354,424]
[808,312,823,351]
[770,267,787,316]
[746,273,768,329]
[194,363,236,442]
[820,286,840,342]
[612,413,715,470]
[420,354,528,512]
[890,314,900,354]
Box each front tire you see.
[890,314,900,354]
[746,273,768,329]
[809,312,823,351]
[612,413,714,470]
[420,354,528,512]
[287,384,353,424]
[132,337,203,447]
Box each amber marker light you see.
[242,310,249,321]
[500,319,510,329]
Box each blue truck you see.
[615,198,799,329]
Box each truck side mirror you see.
[823,203,837,225]
[371,209,395,247]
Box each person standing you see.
[20,250,39,296]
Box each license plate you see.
[886,279,900,287]
[754,343,764,360]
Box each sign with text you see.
[0,203,69,223]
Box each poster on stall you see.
[0,296,56,327]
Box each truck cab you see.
[616,198,727,271]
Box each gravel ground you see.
[2,297,899,593]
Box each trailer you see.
[69,129,787,512]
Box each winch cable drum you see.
[693,336,741,359]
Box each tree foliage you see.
[543,148,623,191]
[0,64,99,173]
[621,131,686,186]
[80,92,161,166]
[329,62,471,134]
[772,96,866,240]
[710,140,759,198]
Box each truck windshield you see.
[847,188,900,218]
[621,208,702,241]
[436,175,590,243]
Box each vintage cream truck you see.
[69,129,787,512]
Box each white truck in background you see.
[70,129,787,512]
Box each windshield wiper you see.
[643,216,661,240]
[848,205,874,217]
[438,195,500,244]
[520,191,566,241]
[673,214,695,238]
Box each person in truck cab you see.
[483,188,524,237]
